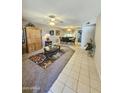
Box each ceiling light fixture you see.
[48,15,56,26]
[49,22,55,26]
[67,28,72,31]
[50,18,55,21]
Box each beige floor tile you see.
[72,65,81,70]
[90,88,101,93]
[65,78,78,91]
[90,79,101,91]
[80,70,89,78]
[89,60,95,65]
[71,67,80,73]
[66,62,74,66]
[77,82,90,93]
[81,65,88,71]
[81,62,88,66]
[57,73,68,84]
[62,69,71,76]
[73,62,81,66]
[90,67,97,72]
[51,81,64,93]
[69,71,80,80]
[79,74,89,79]
[79,75,90,86]
[62,86,76,93]
[90,73,100,81]
[64,66,72,71]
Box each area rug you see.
[29,49,65,69]
[29,53,46,64]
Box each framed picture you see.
[56,30,60,36]
[49,30,54,35]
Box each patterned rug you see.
[29,50,65,69]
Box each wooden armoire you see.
[26,26,42,53]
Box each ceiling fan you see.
[48,15,64,23]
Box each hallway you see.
[48,46,100,93]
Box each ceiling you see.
[22,0,101,28]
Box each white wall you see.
[81,25,96,48]
[94,15,101,78]
[40,25,64,47]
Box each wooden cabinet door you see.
[26,27,42,53]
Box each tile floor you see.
[48,45,101,93]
